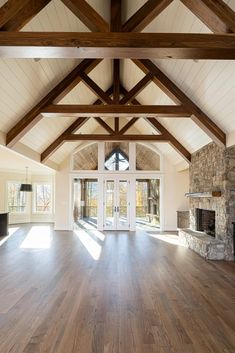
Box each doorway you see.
[103,178,130,230]
[73,178,98,229]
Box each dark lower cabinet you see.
[0,213,9,237]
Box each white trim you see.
[129,142,136,171]
[98,142,105,172]
[69,173,163,232]
[68,142,164,231]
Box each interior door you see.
[104,178,130,230]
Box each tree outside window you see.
[34,184,52,213]
[8,182,26,213]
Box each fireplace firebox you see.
[195,208,215,237]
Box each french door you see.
[104,178,130,230]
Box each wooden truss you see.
[1,0,234,164]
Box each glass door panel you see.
[105,180,115,228]
[104,178,130,230]
[117,180,129,229]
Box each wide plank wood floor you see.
[0,223,234,353]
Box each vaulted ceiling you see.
[0,0,234,169]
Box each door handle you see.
[117,206,119,212]
[114,206,116,212]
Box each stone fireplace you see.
[179,142,235,261]
[195,208,215,237]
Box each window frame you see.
[7,181,27,214]
[32,182,53,215]
[104,147,129,171]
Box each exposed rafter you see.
[40,87,113,163]
[121,86,191,163]
[110,0,122,32]
[113,59,120,104]
[119,73,153,105]
[1,32,235,60]
[42,104,191,118]
[41,117,88,163]
[79,72,113,104]
[1,0,232,166]
[133,59,226,146]
[119,118,139,135]
[60,0,109,32]
[146,118,191,163]
[122,0,174,32]
[113,59,120,132]
[111,1,122,133]
[180,0,235,33]
[0,0,51,31]
[94,118,115,135]
[6,59,101,147]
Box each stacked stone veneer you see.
[188,142,235,261]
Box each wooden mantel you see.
[185,191,222,198]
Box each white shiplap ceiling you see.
[0,0,235,168]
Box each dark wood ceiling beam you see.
[41,87,113,162]
[1,32,235,60]
[41,117,88,162]
[65,134,168,142]
[79,72,113,104]
[0,0,30,28]
[0,0,51,31]
[111,0,122,131]
[113,59,120,103]
[121,85,191,163]
[42,104,191,118]
[110,0,122,31]
[146,117,191,163]
[119,118,139,134]
[120,73,153,104]
[60,0,109,32]
[6,58,101,147]
[94,118,115,134]
[133,59,226,146]
[113,60,120,131]
[122,0,173,32]
[180,0,235,33]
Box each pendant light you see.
[20,167,33,192]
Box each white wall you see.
[54,158,71,230]
[54,151,189,232]
[0,171,54,225]
[163,160,189,231]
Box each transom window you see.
[104,148,129,171]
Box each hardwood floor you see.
[0,223,234,353]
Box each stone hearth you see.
[179,142,235,261]
[179,229,225,260]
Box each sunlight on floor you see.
[148,232,185,246]
[76,219,96,230]
[0,227,19,246]
[90,230,105,241]
[75,229,102,260]
[75,220,105,241]
[20,226,52,249]
[136,221,160,232]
